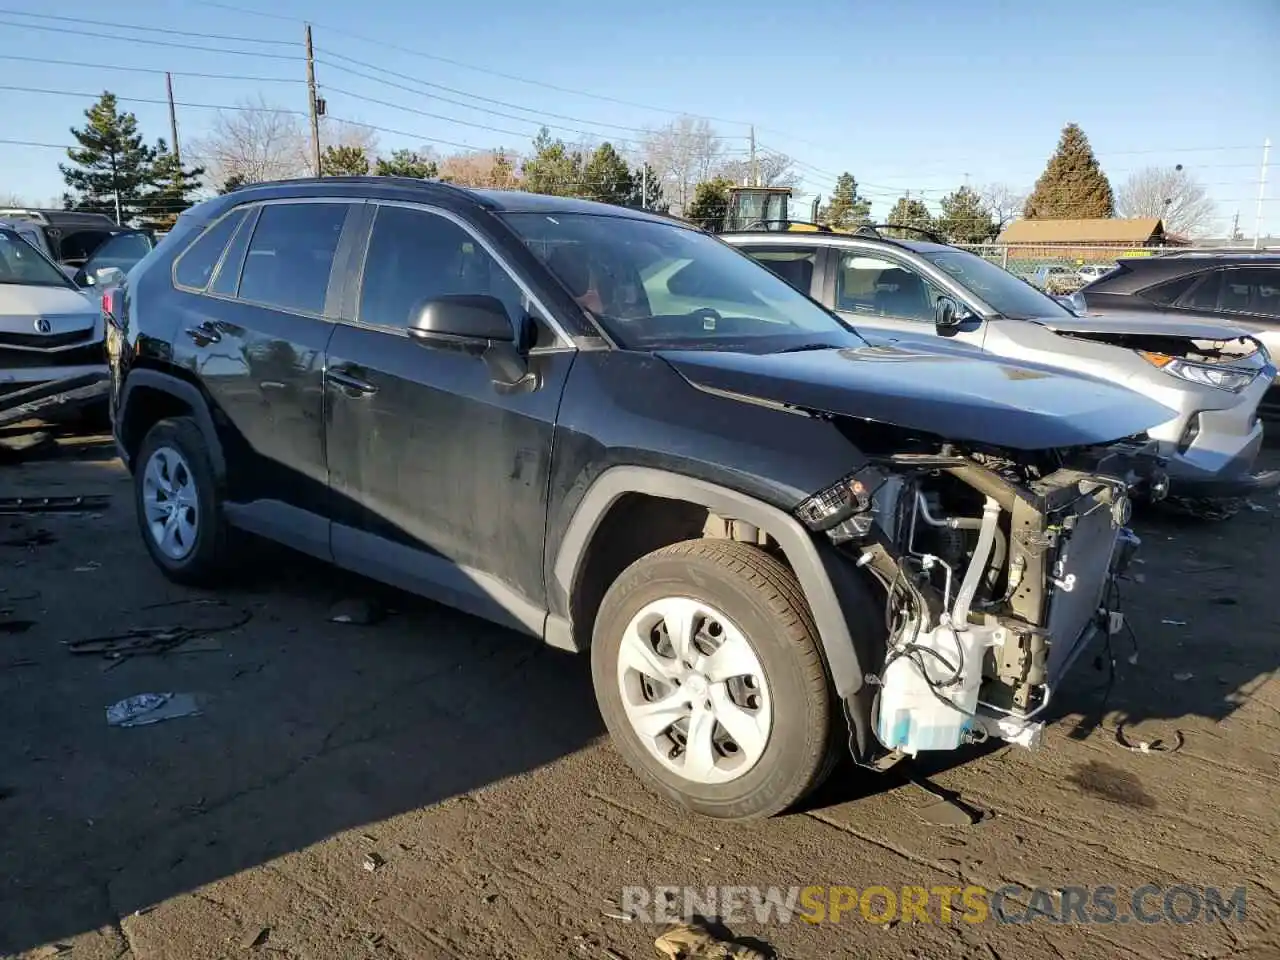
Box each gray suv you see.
[724,227,1278,511]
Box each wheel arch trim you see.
[552,465,866,696]
[119,369,227,484]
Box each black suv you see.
[109,178,1167,819]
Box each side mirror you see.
[935,296,964,330]
[93,266,125,288]
[407,294,515,353]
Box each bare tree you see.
[320,117,380,158]
[717,151,801,190]
[1117,165,1217,238]
[190,95,309,189]
[978,182,1025,233]
[642,116,722,214]
[0,192,25,207]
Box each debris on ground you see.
[329,597,385,625]
[66,609,251,666]
[74,561,101,573]
[1173,672,1194,681]
[1161,619,1187,626]
[0,431,55,460]
[0,619,36,635]
[362,852,386,873]
[653,921,772,960]
[240,926,271,950]
[0,494,112,515]
[0,529,56,548]
[106,693,201,728]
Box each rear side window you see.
[1181,270,1223,311]
[209,208,258,298]
[237,203,349,315]
[741,247,818,294]
[1140,272,1200,306]
[173,209,248,291]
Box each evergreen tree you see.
[374,149,437,179]
[936,185,996,242]
[140,140,206,229]
[581,143,635,206]
[488,149,517,189]
[818,172,871,230]
[1023,123,1115,219]
[685,178,733,230]
[885,196,936,238]
[320,144,370,177]
[520,127,584,196]
[219,174,249,195]
[59,92,157,223]
[629,163,665,211]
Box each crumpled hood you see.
[1034,308,1257,343]
[659,343,1178,451]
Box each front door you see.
[831,250,987,351]
[171,199,358,556]
[325,202,575,637]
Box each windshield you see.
[0,230,76,288]
[921,249,1071,320]
[501,212,865,351]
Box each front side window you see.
[357,205,532,335]
[501,212,862,352]
[237,203,349,315]
[0,230,76,288]
[1220,268,1280,318]
[173,209,248,291]
[836,253,939,322]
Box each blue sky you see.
[1,0,1277,235]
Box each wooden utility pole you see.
[305,24,321,177]
[165,72,181,167]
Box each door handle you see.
[328,367,378,397]
[184,321,222,345]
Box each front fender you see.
[552,464,871,698]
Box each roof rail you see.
[863,222,946,244]
[727,218,835,233]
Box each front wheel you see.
[591,539,837,820]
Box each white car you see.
[0,227,108,425]
[1077,263,1115,284]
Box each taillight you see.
[102,288,124,328]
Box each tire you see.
[134,416,237,585]
[591,538,837,820]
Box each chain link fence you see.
[955,243,1172,294]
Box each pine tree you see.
[374,149,437,179]
[488,149,517,189]
[520,128,584,197]
[139,140,206,230]
[1023,123,1115,219]
[937,185,996,242]
[818,172,872,230]
[886,196,935,238]
[320,144,370,177]
[581,143,635,206]
[685,178,733,230]
[60,92,157,224]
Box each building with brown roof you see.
[996,217,1181,247]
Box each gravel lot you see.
[2,426,1278,960]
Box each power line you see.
[0,18,300,59]
[0,83,310,116]
[0,53,306,84]
[0,8,295,45]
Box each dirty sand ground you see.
[1,428,1278,960]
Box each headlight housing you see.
[1139,351,1257,393]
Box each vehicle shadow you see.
[0,503,605,955]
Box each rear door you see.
[170,198,361,555]
[324,201,575,634]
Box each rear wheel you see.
[591,539,836,820]
[134,417,238,585]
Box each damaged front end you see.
[796,440,1151,763]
